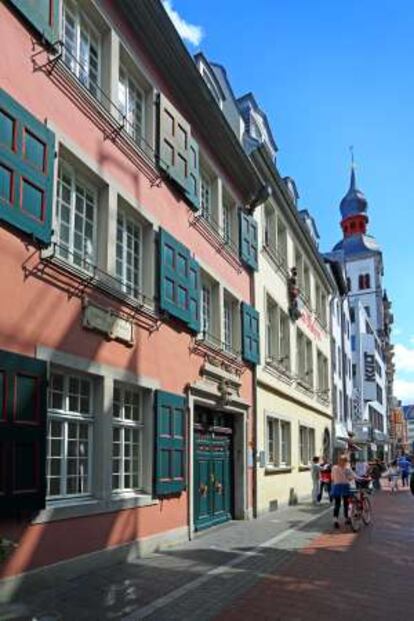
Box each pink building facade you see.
[0,0,263,582]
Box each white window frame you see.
[201,282,212,337]
[118,63,145,144]
[56,160,98,273]
[116,209,143,299]
[223,297,233,352]
[200,172,212,221]
[222,201,232,245]
[61,0,102,99]
[266,297,290,371]
[47,370,94,500]
[267,416,291,468]
[299,425,315,466]
[112,384,143,493]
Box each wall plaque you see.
[83,302,134,346]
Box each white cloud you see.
[392,326,402,336]
[395,343,414,373]
[394,378,414,404]
[162,1,204,46]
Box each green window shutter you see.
[185,137,200,211]
[154,390,186,496]
[8,0,59,46]
[157,94,200,211]
[0,89,55,246]
[0,349,47,513]
[239,211,258,270]
[159,227,191,324]
[188,257,201,333]
[241,302,260,365]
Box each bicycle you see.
[348,477,372,532]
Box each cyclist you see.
[332,454,355,529]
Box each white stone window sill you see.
[33,493,157,524]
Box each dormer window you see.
[249,114,262,142]
[199,63,223,109]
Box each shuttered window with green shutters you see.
[154,390,186,496]
[241,302,260,365]
[0,349,47,513]
[157,94,200,211]
[159,228,200,332]
[0,89,55,245]
[7,0,59,46]
[239,211,258,270]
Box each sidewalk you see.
[0,500,332,621]
[2,488,413,621]
[215,486,414,621]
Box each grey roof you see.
[340,166,368,219]
[333,233,381,255]
[237,92,278,154]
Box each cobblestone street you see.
[1,486,413,620]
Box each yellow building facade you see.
[252,148,334,515]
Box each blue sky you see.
[163,1,414,403]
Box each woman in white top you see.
[331,454,354,529]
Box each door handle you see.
[199,483,208,496]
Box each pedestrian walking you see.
[398,454,410,487]
[311,456,320,504]
[317,457,332,502]
[368,459,382,491]
[332,454,354,529]
[387,461,400,494]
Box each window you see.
[62,0,101,98]
[264,204,276,250]
[222,201,232,244]
[266,297,290,371]
[347,277,351,292]
[337,346,342,379]
[358,273,371,290]
[299,426,315,466]
[317,350,329,396]
[47,371,93,498]
[56,161,97,272]
[376,384,383,405]
[297,329,313,387]
[295,248,304,291]
[118,65,144,144]
[200,173,212,221]
[267,417,291,467]
[364,305,371,318]
[223,298,233,352]
[351,335,356,351]
[201,283,212,336]
[332,384,338,417]
[350,307,355,323]
[352,363,356,378]
[303,264,311,302]
[112,385,143,491]
[201,68,222,107]
[277,219,288,267]
[116,211,142,298]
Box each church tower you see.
[329,162,389,459]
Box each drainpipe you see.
[185,383,193,541]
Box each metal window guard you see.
[262,243,289,279]
[31,39,167,170]
[192,211,239,256]
[195,330,241,360]
[40,242,156,316]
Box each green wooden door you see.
[194,409,233,531]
